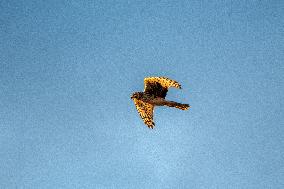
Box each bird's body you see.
[131,77,190,129]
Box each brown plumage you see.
[131,77,190,129]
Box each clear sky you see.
[1,0,283,188]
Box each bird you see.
[131,77,190,129]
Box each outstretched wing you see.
[132,99,155,129]
[144,77,181,98]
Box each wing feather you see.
[144,77,181,98]
[133,99,155,129]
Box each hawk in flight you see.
[131,77,190,129]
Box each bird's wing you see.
[133,99,155,129]
[144,77,181,98]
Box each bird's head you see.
[131,92,143,100]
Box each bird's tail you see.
[165,101,190,110]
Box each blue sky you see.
[1,0,283,188]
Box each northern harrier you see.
[131,77,190,129]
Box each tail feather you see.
[165,101,190,110]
